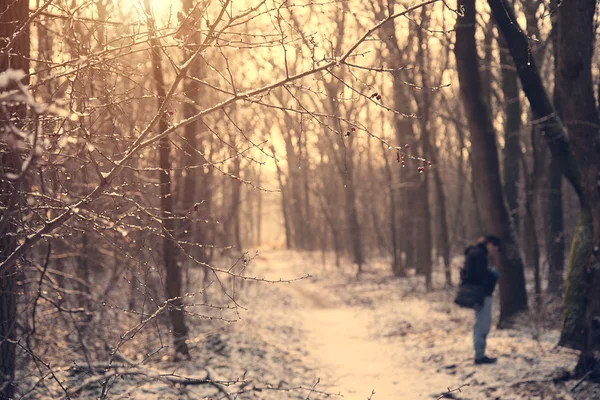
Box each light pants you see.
[473,296,492,359]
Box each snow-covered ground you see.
[242,250,598,400]
[22,249,599,399]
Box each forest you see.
[1,0,600,399]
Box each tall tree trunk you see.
[144,0,189,358]
[301,130,312,251]
[180,0,211,286]
[546,0,565,297]
[449,109,469,248]
[416,13,433,289]
[323,82,364,272]
[431,141,451,286]
[256,170,262,246]
[273,155,293,249]
[231,156,243,252]
[488,0,600,358]
[382,141,404,276]
[378,13,415,274]
[546,156,565,295]
[281,122,306,249]
[554,0,600,355]
[0,0,29,397]
[343,173,365,272]
[367,138,388,255]
[455,0,529,325]
[499,35,521,234]
[481,21,494,113]
[522,127,544,309]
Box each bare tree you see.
[144,0,190,358]
[487,0,600,369]
[498,34,521,234]
[0,1,29,396]
[455,0,529,325]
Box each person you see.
[462,235,501,365]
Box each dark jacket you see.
[461,243,498,296]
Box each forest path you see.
[249,250,455,400]
[241,249,588,400]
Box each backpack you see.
[454,283,485,309]
[454,246,485,309]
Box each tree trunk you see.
[498,34,521,233]
[455,0,528,325]
[256,170,262,246]
[415,14,433,289]
[344,173,365,272]
[0,0,29,397]
[144,0,189,358]
[379,14,416,274]
[554,0,600,354]
[301,131,312,251]
[180,0,212,284]
[522,127,544,309]
[367,139,388,255]
[231,157,243,252]
[432,146,451,286]
[546,156,565,295]
[481,21,494,114]
[488,0,600,356]
[273,155,293,249]
[449,108,469,249]
[382,141,404,277]
[545,6,565,295]
[323,82,364,272]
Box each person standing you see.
[461,235,501,364]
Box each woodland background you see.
[1,0,600,398]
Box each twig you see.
[437,384,469,399]
[0,0,441,276]
[65,365,233,399]
[570,370,592,392]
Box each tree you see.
[179,0,214,296]
[373,0,417,277]
[553,0,600,358]
[454,0,529,325]
[487,0,600,369]
[0,0,29,397]
[144,0,190,358]
[414,7,433,290]
[546,6,565,296]
[498,34,521,234]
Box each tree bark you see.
[144,0,190,358]
[522,127,544,308]
[546,4,565,295]
[553,0,600,354]
[488,0,600,355]
[415,12,433,289]
[0,0,29,397]
[430,135,451,286]
[273,152,293,249]
[546,156,565,295]
[455,0,528,325]
[367,138,389,255]
[323,81,365,271]
[382,141,404,276]
[378,12,416,274]
[498,34,521,233]
[481,21,494,115]
[180,0,212,284]
[343,173,365,272]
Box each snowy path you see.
[252,251,456,400]
[297,302,439,399]
[248,250,585,400]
